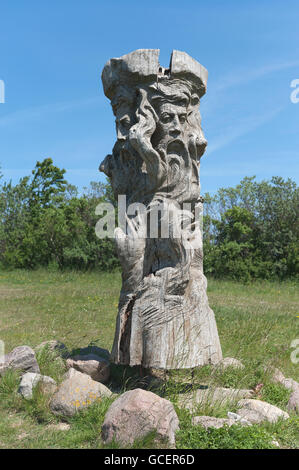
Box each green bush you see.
[1,161,298,279]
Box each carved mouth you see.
[166,139,185,155]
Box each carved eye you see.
[160,113,172,123]
[179,114,187,124]
[120,116,131,129]
[191,94,199,106]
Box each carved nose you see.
[169,116,181,137]
[99,155,112,177]
[169,128,181,138]
[117,129,126,141]
[169,129,181,139]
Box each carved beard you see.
[155,138,193,200]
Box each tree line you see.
[0,158,298,281]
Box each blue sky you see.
[0,0,298,195]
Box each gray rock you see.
[227,411,252,426]
[18,372,41,399]
[271,439,280,447]
[39,375,58,395]
[18,372,57,399]
[192,414,251,429]
[0,346,40,376]
[192,416,233,429]
[178,387,253,412]
[101,388,179,447]
[237,399,289,424]
[66,355,110,383]
[281,378,299,392]
[267,366,299,393]
[227,411,240,420]
[287,388,299,413]
[50,368,112,417]
[214,357,245,371]
[268,367,286,384]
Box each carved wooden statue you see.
[100,49,222,370]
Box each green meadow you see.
[0,269,298,449]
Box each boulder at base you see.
[0,346,40,376]
[237,399,290,424]
[50,368,112,417]
[288,388,299,413]
[192,414,251,429]
[18,372,57,399]
[102,388,179,447]
[66,355,110,383]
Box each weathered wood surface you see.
[100,49,222,369]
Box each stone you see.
[18,372,57,399]
[192,414,251,429]
[268,367,286,384]
[99,49,222,370]
[267,366,299,391]
[101,388,179,446]
[267,367,299,406]
[50,368,112,417]
[178,387,253,412]
[192,416,232,429]
[18,372,41,399]
[0,346,40,376]
[227,411,240,420]
[281,378,299,392]
[66,355,110,383]
[287,388,299,413]
[271,439,280,447]
[227,411,252,426]
[39,375,58,395]
[35,340,67,356]
[237,399,289,424]
[214,357,245,371]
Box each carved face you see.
[100,101,133,179]
[152,102,189,150]
[115,104,133,142]
[111,87,135,144]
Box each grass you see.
[0,269,298,448]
